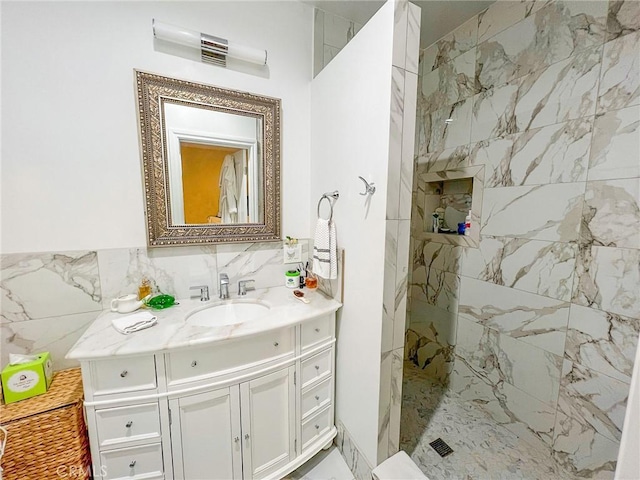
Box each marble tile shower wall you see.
[407,0,639,477]
[0,242,302,371]
[377,0,420,467]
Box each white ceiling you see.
[303,0,495,49]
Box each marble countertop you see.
[66,286,341,360]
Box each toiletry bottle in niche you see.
[435,207,446,230]
[138,277,152,300]
[464,213,471,236]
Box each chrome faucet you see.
[189,285,209,302]
[238,279,255,296]
[219,273,230,299]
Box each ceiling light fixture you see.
[152,19,267,68]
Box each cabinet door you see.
[240,366,295,479]
[170,386,242,480]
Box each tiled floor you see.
[400,363,577,480]
[288,446,355,480]
[289,360,583,480]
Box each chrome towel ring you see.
[317,191,339,221]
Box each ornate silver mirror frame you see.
[135,70,281,246]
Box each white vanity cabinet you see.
[169,386,242,479]
[81,354,168,480]
[170,366,295,480]
[79,312,336,480]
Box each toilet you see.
[372,450,429,480]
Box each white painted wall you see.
[310,1,394,466]
[1,1,312,253]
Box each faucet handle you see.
[189,285,210,301]
[219,272,229,284]
[238,279,255,296]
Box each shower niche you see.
[415,165,484,248]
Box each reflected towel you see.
[218,154,238,223]
[313,218,337,279]
[111,311,157,335]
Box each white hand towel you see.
[112,311,158,335]
[313,218,337,279]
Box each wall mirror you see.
[135,70,281,246]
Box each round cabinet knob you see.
[126,421,133,428]
[234,436,240,443]
[315,328,320,333]
[244,434,250,440]
[315,365,320,370]
[120,370,128,378]
[273,342,279,347]
[191,360,198,367]
[129,460,137,468]
[315,395,320,401]
[315,424,320,430]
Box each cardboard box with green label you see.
[1,352,53,404]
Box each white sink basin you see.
[186,301,270,327]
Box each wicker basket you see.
[0,368,91,480]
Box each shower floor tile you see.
[400,363,577,480]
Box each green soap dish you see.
[146,294,176,309]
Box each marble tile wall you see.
[313,8,363,77]
[407,0,640,477]
[0,241,307,371]
[335,420,373,480]
[376,0,420,467]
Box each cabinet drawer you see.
[300,349,332,389]
[100,443,163,479]
[96,403,161,448]
[167,328,294,385]
[301,378,331,420]
[301,407,332,452]
[91,356,157,396]
[301,315,333,352]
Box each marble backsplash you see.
[0,241,310,371]
[407,0,640,477]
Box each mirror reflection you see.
[164,103,264,225]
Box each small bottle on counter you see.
[285,270,300,289]
[305,272,318,290]
[299,267,306,288]
[138,277,152,300]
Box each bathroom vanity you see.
[66,287,341,480]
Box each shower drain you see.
[429,438,454,457]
